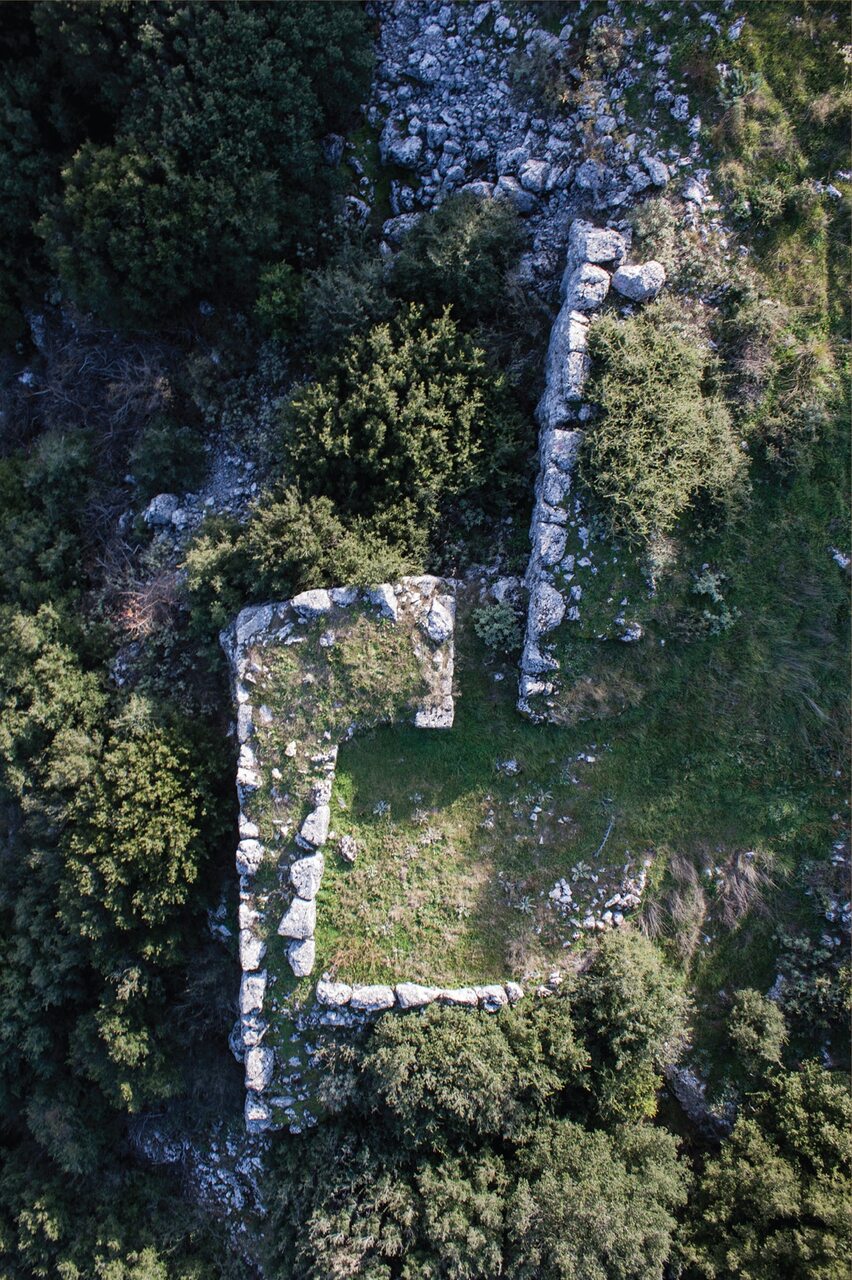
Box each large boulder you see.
[287,938,316,977]
[530,583,566,635]
[290,852,325,900]
[611,260,666,302]
[239,970,267,1016]
[567,219,626,266]
[291,589,332,618]
[423,597,454,645]
[142,493,180,528]
[277,896,316,941]
[561,262,610,311]
[317,978,353,1007]
[536,307,590,428]
[299,805,330,849]
[244,1045,274,1092]
[395,982,441,1009]
[350,984,396,1012]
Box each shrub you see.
[472,602,523,654]
[728,988,788,1076]
[582,305,749,541]
[391,193,523,328]
[129,413,205,503]
[281,303,525,552]
[298,237,394,360]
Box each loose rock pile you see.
[358,0,720,292]
[518,218,663,720]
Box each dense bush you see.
[582,304,749,540]
[266,932,689,1280]
[282,303,526,552]
[676,1062,852,1279]
[0,2,372,329]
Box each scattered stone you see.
[611,260,666,302]
[338,834,358,863]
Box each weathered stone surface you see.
[423,596,454,644]
[287,938,316,977]
[244,1045,274,1092]
[290,853,325,900]
[381,128,423,168]
[330,586,359,606]
[561,261,610,311]
[529,582,566,635]
[366,583,399,620]
[350,984,396,1012]
[239,970,267,1016]
[567,219,626,265]
[535,522,568,567]
[317,978,353,1007]
[505,982,525,1004]
[495,174,537,214]
[536,307,590,428]
[236,839,264,876]
[541,427,584,473]
[291,589,332,618]
[244,1093,273,1133]
[519,157,550,193]
[299,805,330,848]
[143,493,180,527]
[277,896,316,941]
[395,982,441,1008]
[539,464,573,508]
[239,929,266,972]
[475,984,509,1011]
[437,986,479,1006]
[338,834,358,863]
[611,260,666,302]
[414,699,455,729]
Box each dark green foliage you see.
[297,237,395,359]
[508,1121,687,1280]
[572,929,688,1123]
[471,601,523,654]
[391,194,524,327]
[282,304,525,551]
[0,1,372,329]
[266,937,689,1279]
[130,413,206,503]
[677,1062,852,1279]
[728,988,788,1076]
[184,488,416,637]
[582,303,749,541]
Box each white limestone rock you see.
[423,596,455,645]
[561,262,610,311]
[316,978,353,1007]
[291,589,332,618]
[567,219,626,266]
[287,938,316,977]
[366,583,399,620]
[239,929,266,972]
[277,896,316,941]
[541,427,584,472]
[611,261,666,302]
[244,1093,273,1133]
[505,982,525,1004]
[244,1045,274,1092]
[536,307,590,429]
[529,582,566,635]
[476,984,509,1011]
[350,984,396,1012]
[239,970,267,1016]
[290,852,325,900]
[395,983,441,1009]
[437,986,479,1006]
[236,839,264,876]
[299,805,330,848]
